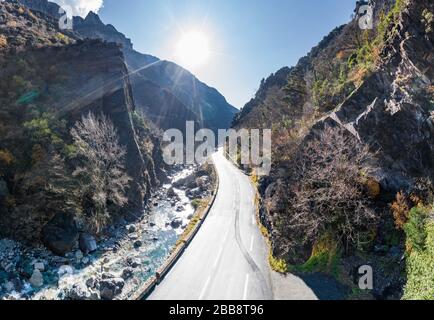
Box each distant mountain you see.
[16,0,238,131]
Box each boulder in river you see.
[41,212,79,256]
[33,262,45,272]
[29,269,43,288]
[121,268,134,280]
[133,240,142,249]
[99,278,125,300]
[167,187,178,199]
[65,283,100,300]
[127,225,136,234]
[58,265,74,277]
[173,174,198,189]
[75,250,84,260]
[127,257,141,269]
[4,281,14,292]
[79,233,98,254]
[86,277,97,289]
[170,218,183,229]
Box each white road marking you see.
[213,246,224,269]
[252,215,256,225]
[243,274,250,300]
[213,225,231,268]
[199,276,211,300]
[249,235,254,252]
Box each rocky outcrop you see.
[13,0,62,20]
[41,212,79,256]
[0,0,76,53]
[72,12,135,52]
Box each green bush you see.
[294,234,341,277]
[422,9,434,34]
[269,251,289,273]
[404,206,429,252]
[131,111,147,130]
[24,118,53,142]
[191,199,203,210]
[404,222,434,300]
[23,114,69,150]
[349,0,407,82]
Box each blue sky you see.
[96,0,356,108]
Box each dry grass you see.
[0,149,14,166]
[6,21,18,28]
[391,192,410,230]
[0,35,7,48]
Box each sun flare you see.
[176,31,210,69]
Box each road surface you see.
[148,149,317,300]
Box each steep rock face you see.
[52,41,148,211]
[15,40,148,212]
[236,0,433,193]
[311,0,434,192]
[15,0,238,131]
[14,0,61,19]
[0,1,154,245]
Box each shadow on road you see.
[299,273,349,300]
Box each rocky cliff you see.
[0,1,161,250]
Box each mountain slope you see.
[0,1,162,247]
[232,67,292,129]
[74,12,238,131]
[16,0,238,131]
[235,0,434,299]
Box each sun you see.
[176,31,210,69]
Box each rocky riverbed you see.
[0,165,215,300]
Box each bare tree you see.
[275,126,378,255]
[71,112,131,233]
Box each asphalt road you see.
[148,149,318,300]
